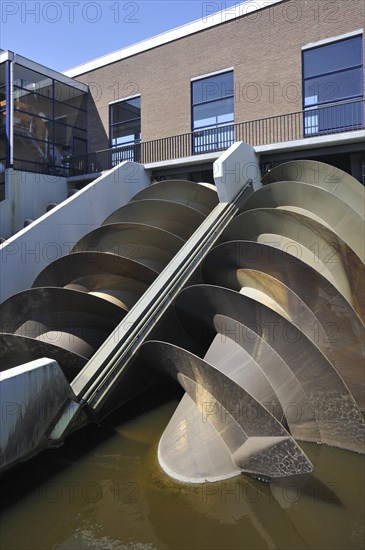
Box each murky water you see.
[1,391,364,550]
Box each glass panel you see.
[14,87,53,119]
[304,100,364,135]
[13,133,74,172]
[71,127,87,140]
[11,66,88,175]
[14,111,32,133]
[13,157,56,173]
[304,36,362,78]
[53,126,87,158]
[304,68,363,106]
[0,62,5,87]
[0,102,6,129]
[0,62,8,113]
[54,119,67,143]
[54,101,87,129]
[13,134,53,166]
[0,125,7,159]
[109,98,141,149]
[0,63,6,107]
[193,71,234,104]
[50,142,68,167]
[193,97,234,129]
[111,119,141,146]
[0,86,6,106]
[73,138,87,158]
[54,80,87,109]
[53,122,71,146]
[0,119,7,172]
[111,97,141,124]
[14,112,51,145]
[13,64,53,99]
[193,125,234,154]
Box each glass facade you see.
[303,36,363,135]
[12,64,87,175]
[0,61,8,199]
[109,96,141,163]
[192,71,234,154]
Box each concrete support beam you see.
[0,358,78,474]
[0,169,68,238]
[213,142,262,203]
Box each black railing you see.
[70,142,141,175]
[69,98,364,176]
[193,124,234,155]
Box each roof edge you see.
[64,0,284,77]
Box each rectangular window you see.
[12,64,87,176]
[303,35,363,135]
[0,62,8,189]
[109,96,141,163]
[192,71,234,154]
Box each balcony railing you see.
[69,98,364,176]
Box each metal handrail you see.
[67,98,364,176]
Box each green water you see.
[0,392,364,550]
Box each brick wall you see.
[74,0,365,152]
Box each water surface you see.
[1,391,364,550]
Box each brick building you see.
[66,0,364,181]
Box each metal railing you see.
[68,98,364,176]
[70,143,141,175]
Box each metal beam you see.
[48,182,252,438]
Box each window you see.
[109,97,141,163]
[192,71,234,154]
[303,35,363,135]
[12,64,88,175]
[0,62,8,191]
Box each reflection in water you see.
[0,391,364,550]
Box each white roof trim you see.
[0,50,14,64]
[64,0,283,77]
[302,29,363,50]
[109,93,141,106]
[191,67,234,81]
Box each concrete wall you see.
[214,142,261,202]
[73,0,364,152]
[0,169,68,238]
[0,199,10,240]
[0,161,150,303]
[0,357,75,474]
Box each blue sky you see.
[1,0,241,72]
